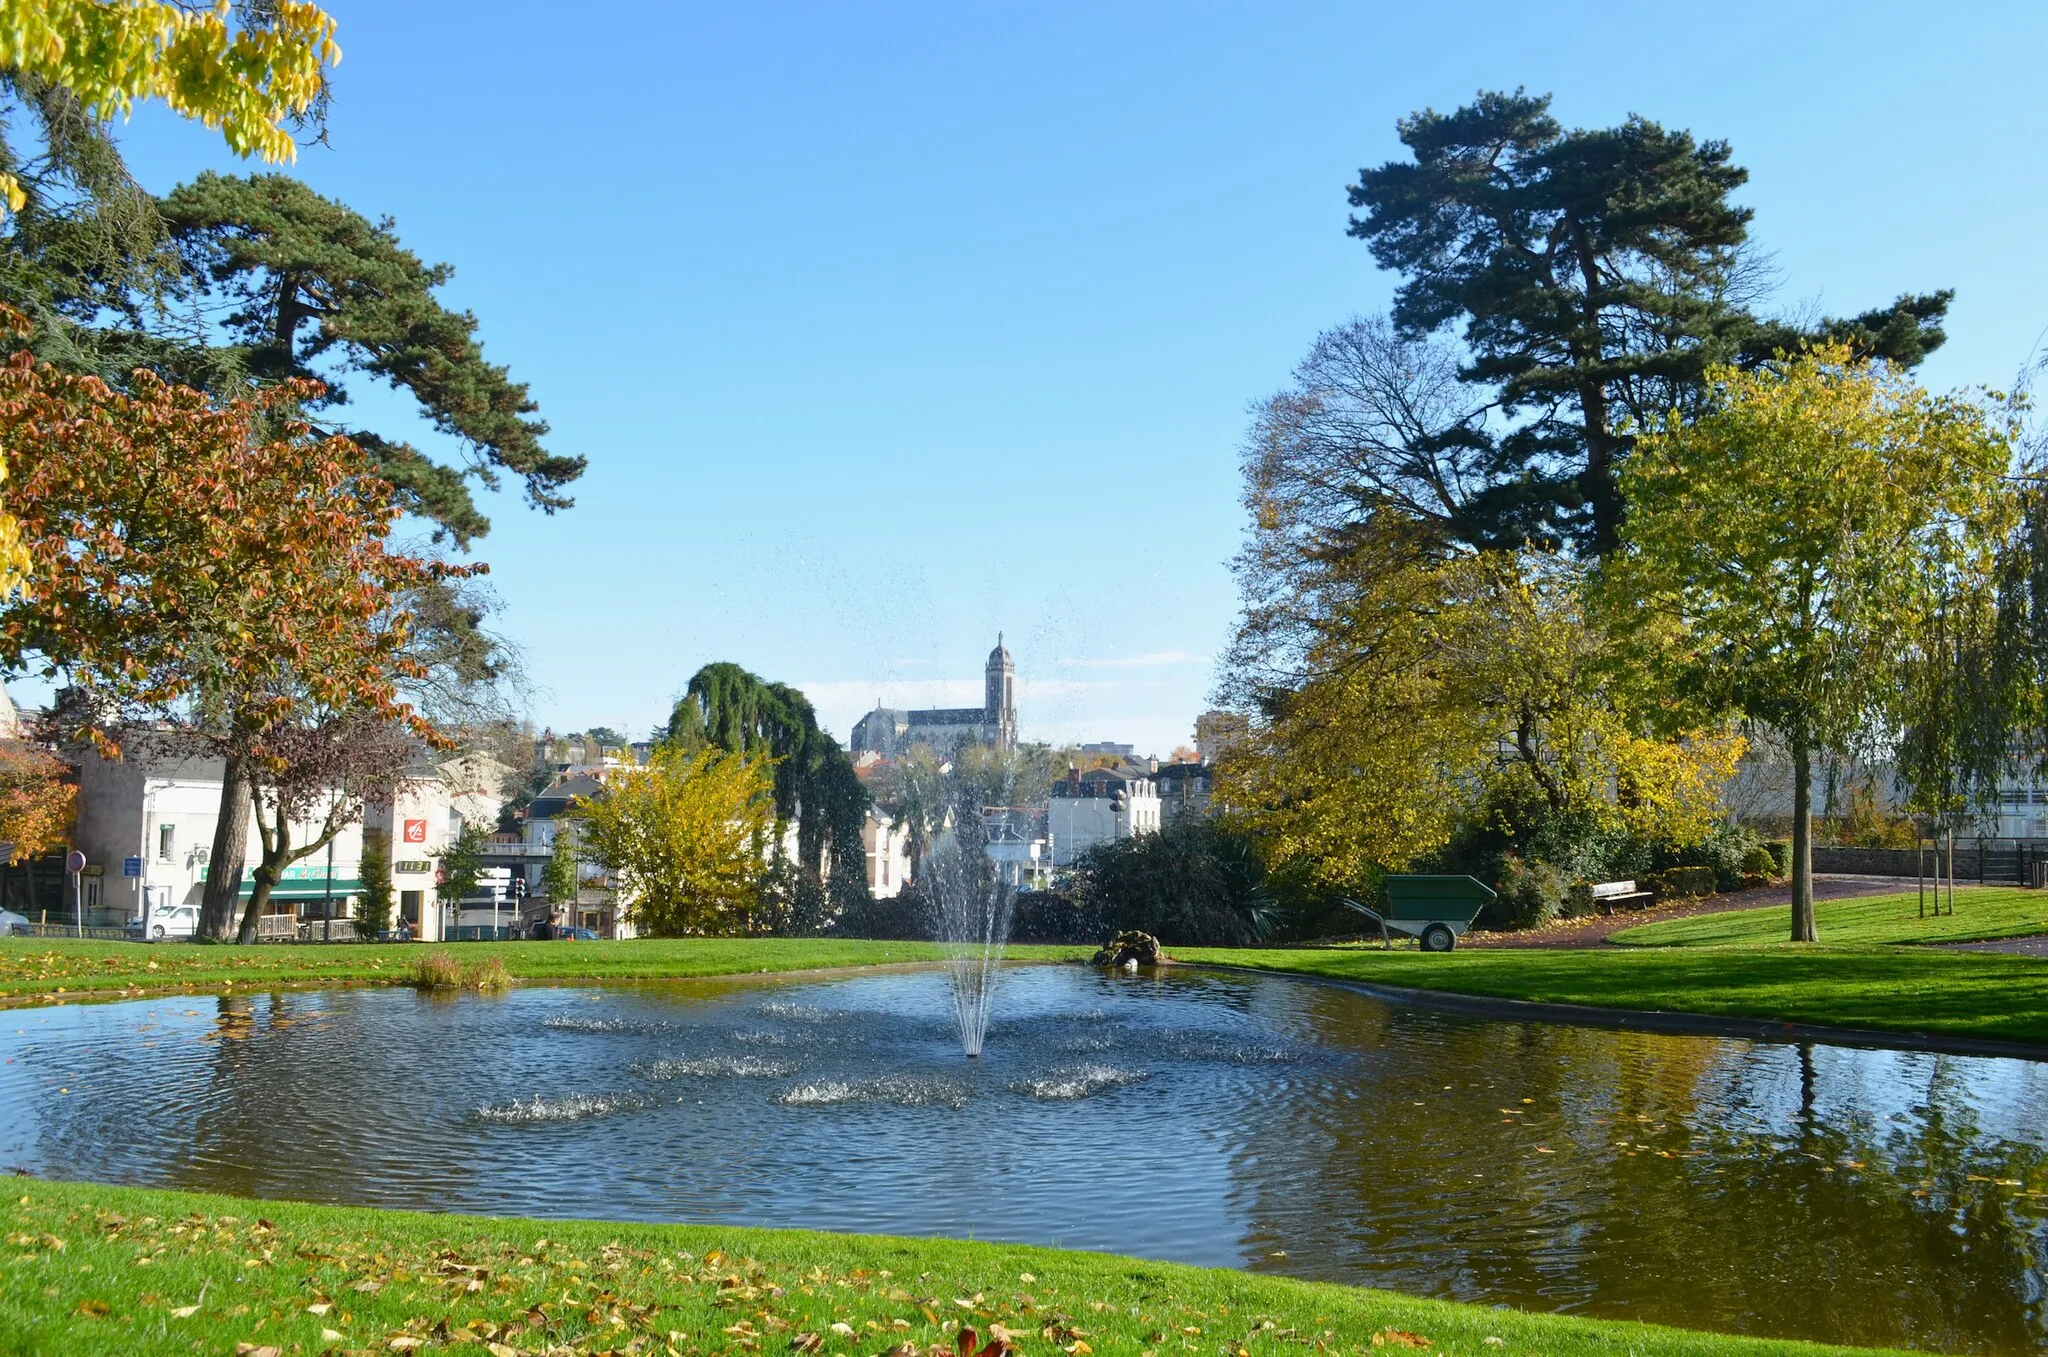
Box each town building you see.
[70,734,507,939]
[850,636,1018,757]
[1154,760,1215,824]
[861,807,915,898]
[1046,765,1161,867]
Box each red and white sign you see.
[402,819,428,844]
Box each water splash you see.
[926,833,1016,1058]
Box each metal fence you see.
[1812,840,2045,885]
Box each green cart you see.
[1342,874,1496,952]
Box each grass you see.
[0,1179,1904,1357]
[0,937,1091,1003]
[1610,886,2048,948]
[1178,941,2048,1046]
[7,927,2048,1046]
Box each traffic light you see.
[1110,788,1127,816]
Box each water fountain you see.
[924,832,1017,1057]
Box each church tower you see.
[985,634,1017,751]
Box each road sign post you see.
[65,849,86,937]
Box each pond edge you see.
[1181,961,2048,1064]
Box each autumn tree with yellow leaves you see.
[1611,344,2019,941]
[569,746,779,937]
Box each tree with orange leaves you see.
[0,324,477,939]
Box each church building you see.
[850,636,1018,756]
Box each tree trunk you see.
[201,754,252,940]
[237,860,280,945]
[1790,733,1818,942]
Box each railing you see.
[4,922,130,941]
[481,841,546,857]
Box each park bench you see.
[1590,880,1654,914]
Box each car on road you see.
[0,909,27,937]
[560,926,599,941]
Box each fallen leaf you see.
[72,1299,110,1317]
[1378,1329,1431,1349]
[830,1322,857,1336]
[306,1303,331,1316]
[171,1305,200,1318]
[791,1333,824,1352]
[234,1346,281,1357]
[322,1330,343,1343]
[389,1338,425,1351]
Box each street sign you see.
[65,850,85,874]
[122,856,142,878]
[478,867,513,881]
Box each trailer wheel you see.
[1420,923,1456,953]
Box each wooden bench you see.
[1591,880,1654,914]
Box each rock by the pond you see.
[1092,930,1165,967]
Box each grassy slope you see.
[1178,942,2048,1046]
[1610,886,2048,948]
[0,938,1090,1001]
[1,1180,1901,1357]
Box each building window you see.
[400,890,423,924]
[880,856,890,887]
[158,823,175,861]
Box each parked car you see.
[0,909,27,937]
[559,926,599,941]
[128,902,201,942]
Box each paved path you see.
[1464,875,1917,949]
[1944,935,2048,957]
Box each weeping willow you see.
[665,662,869,893]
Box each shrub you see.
[465,955,512,993]
[1738,845,1779,878]
[1484,855,1566,929]
[1646,866,1716,900]
[408,950,465,990]
[1063,819,1275,946]
[1763,840,1790,874]
[405,950,511,992]
[1562,880,1596,919]
[1665,823,1765,891]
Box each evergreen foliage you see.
[159,172,584,544]
[1348,88,1951,553]
[353,828,392,939]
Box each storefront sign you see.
[395,860,432,875]
[402,819,428,844]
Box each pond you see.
[3,964,2047,1353]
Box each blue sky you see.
[108,1,2048,755]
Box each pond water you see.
[4,964,2047,1353]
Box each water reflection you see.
[1,966,2044,1352]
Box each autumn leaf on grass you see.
[790,1334,824,1353]
[1372,1330,1432,1349]
[71,1299,110,1317]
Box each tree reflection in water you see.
[1227,984,2048,1353]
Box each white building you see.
[861,807,914,899]
[71,735,507,940]
[1046,766,1160,867]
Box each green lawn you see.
[1,1179,1902,1356]
[0,937,1089,1002]
[1610,886,2048,948]
[1178,942,2048,1046]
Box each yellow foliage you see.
[1216,542,1745,885]
[570,746,778,937]
[0,0,341,212]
